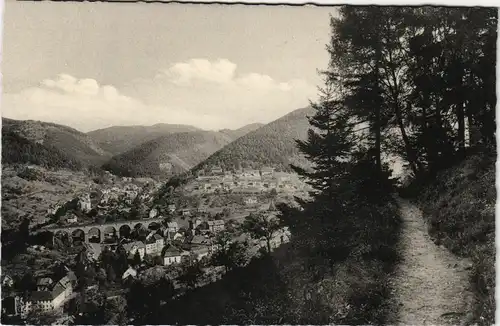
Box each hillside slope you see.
[195,107,314,172]
[2,118,109,167]
[2,129,83,171]
[87,123,202,155]
[102,131,235,177]
[407,152,495,325]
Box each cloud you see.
[2,60,318,131]
[156,58,305,94]
[128,58,318,126]
[164,59,237,86]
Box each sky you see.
[1,2,337,132]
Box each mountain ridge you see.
[193,107,314,172]
[2,117,110,167]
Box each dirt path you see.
[390,198,474,325]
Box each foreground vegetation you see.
[404,151,495,325]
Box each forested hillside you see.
[87,123,201,155]
[2,129,83,171]
[218,123,264,140]
[194,107,314,172]
[102,131,234,177]
[2,118,110,166]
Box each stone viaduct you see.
[43,217,166,243]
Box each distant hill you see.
[102,131,236,177]
[101,122,266,177]
[194,107,315,172]
[219,123,264,140]
[87,123,202,155]
[2,118,110,168]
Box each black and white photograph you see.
[0,2,497,325]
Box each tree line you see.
[282,6,496,324]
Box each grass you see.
[404,153,495,325]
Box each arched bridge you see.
[43,217,166,243]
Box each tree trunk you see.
[457,101,466,158]
[373,8,382,175]
[394,102,421,176]
[374,55,382,174]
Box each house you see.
[121,266,137,281]
[210,166,223,175]
[241,169,261,179]
[51,272,76,308]
[260,167,274,177]
[47,203,62,216]
[244,196,258,205]
[191,246,210,262]
[145,233,165,256]
[173,232,185,241]
[123,241,146,260]
[23,272,76,316]
[166,221,179,233]
[145,238,158,255]
[190,235,208,246]
[159,162,173,172]
[149,208,159,219]
[167,204,176,214]
[207,220,225,233]
[36,277,54,291]
[154,234,165,252]
[84,242,101,260]
[23,291,54,315]
[163,246,182,266]
[2,275,14,288]
[66,214,78,224]
[197,205,209,214]
[78,193,92,213]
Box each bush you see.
[17,167,42,181]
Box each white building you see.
[78,193,92,213]
[166,221,179,234]
[149,208,159,219]
[22,272,76,316]
[122,267,137,281]
[207,220,225,233]
[163,247,182,266]
[244,196,258,205]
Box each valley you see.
[1,113,308,325]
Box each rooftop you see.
[207,220,224,226]
[163,246,183,257]
[29,291,53,302]
[123,241,145,251]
